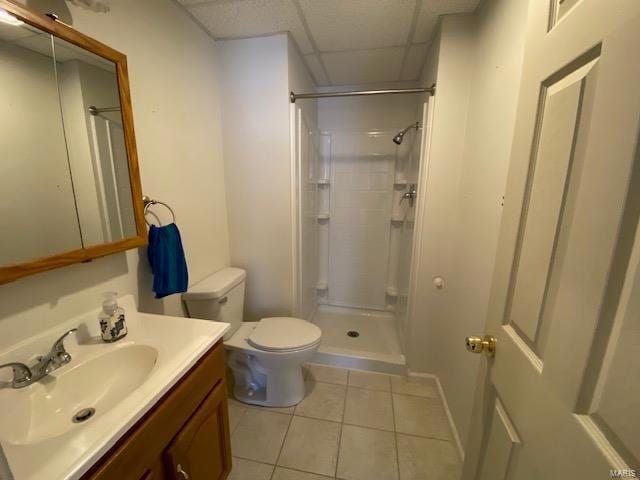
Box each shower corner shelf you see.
[316,282,328,291]
[317,213,330,220]
[386,287,399,297]
[390,214,404,223]
[316,178,330,185]
[393,178,408,186]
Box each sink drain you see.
[347,330,360,338]
[72,407,96,423]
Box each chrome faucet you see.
[0,363,32,389]
[399,184,417,208]
[0,328,77,389]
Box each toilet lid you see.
[248,317,322,352]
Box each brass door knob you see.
[465,335,496,357]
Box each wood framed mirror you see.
[0,0,146,284]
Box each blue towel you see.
[147,223,188,299]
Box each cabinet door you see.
[139,458,165,480]
[164,380,232,480]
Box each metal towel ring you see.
[143,196,176,226]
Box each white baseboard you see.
[408,370,465,461]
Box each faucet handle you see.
[50,328,78,365]
[0,362,33,389]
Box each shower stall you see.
[292,91,431,373]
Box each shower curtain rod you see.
[89,105,121,115]
[290,85,435,103]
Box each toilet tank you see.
[182,268,246,340]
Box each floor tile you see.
[306,363,349,385]
[390,376,438,398]
[228,401,247,434]
[228,457,274,480]
[337,425,398,480]
[231,409,291,464]
[348,370,391,391]
[272,467,334,479]
[278,416,341,476]
[295,380,347,422]
[343,387,394,431]
[250,403,296,414]
[397,434,461,480]
[229,395,296,414]
[393,394,451,440]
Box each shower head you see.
[393,122,420,145]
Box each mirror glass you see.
[0,11,138,268]
[0,19,83,265]
[53,36,136,248]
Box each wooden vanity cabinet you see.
[83,341,232,480]
[164,381,229,479]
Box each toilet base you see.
[232,364,306,407]
[225,323,320,408]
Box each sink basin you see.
[0,344,157,445]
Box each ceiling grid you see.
[178,0,480,86]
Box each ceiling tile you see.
[188,0,314,53]
[298,0,416,52]
[322,47,405,85]
[400,43,428,80]
[413,9,438,44]
[176,0,210,5]
[304,53,330,85]
[415,0,480,42]
[177,0,241,6]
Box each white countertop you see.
[0,295,229,480]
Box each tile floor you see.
[228,364,461,480]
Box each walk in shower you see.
[292,93,428,373]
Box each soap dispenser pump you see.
[99,292,127,342]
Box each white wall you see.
[218,34,291,322]
[0,0,230,352]
[218,33,315,322]
[409,15,476,382]
[318,85,421,132]
[408,0,528,454]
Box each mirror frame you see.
[0,0,147,284]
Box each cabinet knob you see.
[177,464,190,479]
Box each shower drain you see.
[72,407,96,423]
[347,330,360,338]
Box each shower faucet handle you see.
[400,185,417,207]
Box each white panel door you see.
[465,0,640,478]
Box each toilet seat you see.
[247,317,322,352]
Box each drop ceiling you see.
[178,0,480,86]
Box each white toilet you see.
[182,268,321,407]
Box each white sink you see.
[0,344,157,445]
[0,295,229,480]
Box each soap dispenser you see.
[99,292,127,342]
